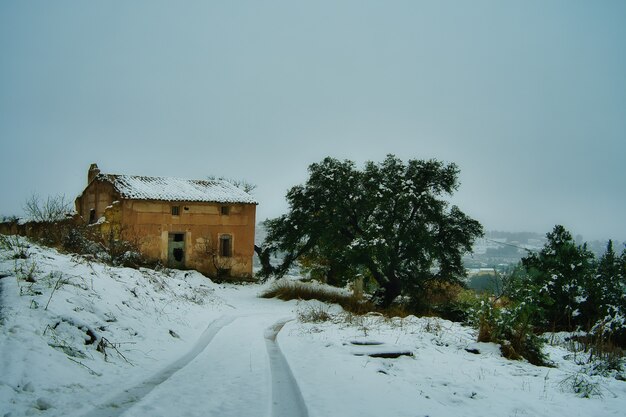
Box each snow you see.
[98,174,258,204]
[1,237,626,417]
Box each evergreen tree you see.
[594,241,624,309]
[521,225,595,329]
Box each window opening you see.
[171,206,180,216]
[173,233,184,242]
[220,234,232,257]
[221,206,230,215]
[89,209,96,224]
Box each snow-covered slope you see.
[0,238,228,415]
[1,237,625,417]
[280,311,626,417]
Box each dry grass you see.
[260,279,375,315]
[260,279,414,319]
[297,304,333,323]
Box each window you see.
[173,233,184,242]
[220,234,232,257]
[221,206,230,215]
[89,209,96,224]
[171,205,180,216]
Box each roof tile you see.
[99,174,257,204]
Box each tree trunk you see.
[377,277,402,308]
[254,245,275,277]
[369,271,402,308]
[326,262,342,287]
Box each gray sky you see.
[1,0,625,242]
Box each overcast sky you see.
[1,1,624,242]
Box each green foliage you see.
[515,227,626,337]
[256,155,483,307]
[520,225,596,329]
[471,297,548,366]
[592,241,626,315]
[559,372,603,398]
[500,225,626,371]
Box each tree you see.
[256,155,483,307]
[589,241,624,313]
[22,194,75,246]
[23,194,72,222]
[520,225,596,329]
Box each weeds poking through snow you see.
[14,258,38,284]
[547,332,625,380]
[44,271,68,310]
[0,234,30,259]
[559,372,603,398]
[297,304,332,323]
[97,337,133,364]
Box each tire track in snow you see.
[81,314,238,417]
[265,319,309,417]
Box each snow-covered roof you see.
[97,174,258,204]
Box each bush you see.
[578,306,626,367]
[23,194,73,223]
[410,282,474,321]
[559,372,603,398]
[0,234,30,259]
[471,296,548,366]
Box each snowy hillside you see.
[1,237,625,417]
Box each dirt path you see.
[78,313,308,417]
[81,314,239,417]
[265,319,309,417]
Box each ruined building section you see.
[74,164,257,279]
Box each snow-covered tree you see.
[582,241,624,320]
[256,155,483,307]
[521,225,595,329]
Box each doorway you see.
[168,233,185,269]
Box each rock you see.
[35,398,52,411]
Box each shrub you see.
[559,372,603,398]
[261,279,375,315]
[407,281,462,318]
[471,296,548,366]
[0,234,30,259]
[23,194,73,223]
[260,279,416,319]
[571,306,626,369]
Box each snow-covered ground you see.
[1,237,625,417]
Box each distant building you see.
[75,164,257,279]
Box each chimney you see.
[88,163,100,184]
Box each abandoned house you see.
[74,164,257,279]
